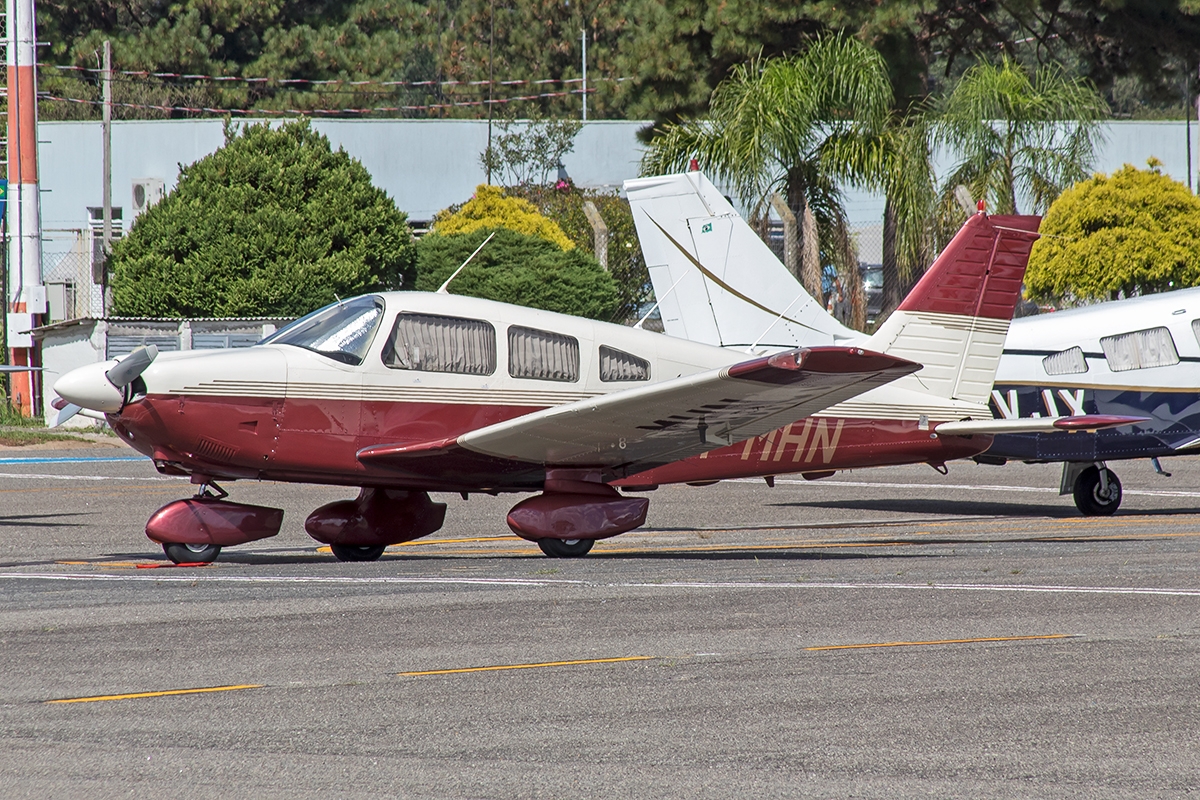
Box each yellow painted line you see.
[399,656,654,677]
[395,536,516,547]
[806,634,1076,652]
[46,683,263,704]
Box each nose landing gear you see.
[147,481,285,564]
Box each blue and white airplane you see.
[626,169,1199,515]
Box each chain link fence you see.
[41,228,105,319]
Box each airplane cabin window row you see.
[382,312,651,383]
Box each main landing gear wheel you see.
[1073,466,1122,516]
[330,544,387,562]
[537,538,595,558]
[163,542,221,564]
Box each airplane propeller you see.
[106,344,159,389]
[51,345,160,423]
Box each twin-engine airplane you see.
[624,169,1172,515]
[52,175,1137,564]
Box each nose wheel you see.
[163,541,222,564]
[1073,465,1122,516]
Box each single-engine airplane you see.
[53,176,1139,563]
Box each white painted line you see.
[2,572,1198,597]
[0,472,183,482]
[738,478,1200,499]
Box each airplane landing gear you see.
[163,541,221,564]
[1073,464,1122,516]
[330,544,387,562]
[147,482,284,564]
[537,538,595,558]
[305,489,447,559]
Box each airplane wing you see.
[934,415,1150,435]
[358,346,919,475]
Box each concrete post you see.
[582,200,608,270]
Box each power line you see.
[38,88,595,116]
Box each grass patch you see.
[0,429,95,447]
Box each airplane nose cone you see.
[54,362,125,413]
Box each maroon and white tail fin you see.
[866,213,1041,405]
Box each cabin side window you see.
[508,326,580,382]
[1190,318,1200,349]
[1042,346,1088,376]
[383,313,496,375]
[599,345,651,382]
[1100,327,1179,372]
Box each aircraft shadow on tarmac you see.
[0,512,89,528]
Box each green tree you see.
[933,58,1108,218]
[109,119,416,316]
[415,227,619,320]
[1025,160,1200,304]
[640,35,901,329]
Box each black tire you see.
[163,541,221,564]
[1073,466,1122,516]
[537,538,595,558]
[331,544,387,562]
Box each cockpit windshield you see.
[261,295,384,365]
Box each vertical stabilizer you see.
[625,171,856,349]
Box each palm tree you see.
[640,34,905,327]
[934,58,1108,220]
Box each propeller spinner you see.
[53,345,159,423]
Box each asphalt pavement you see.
[1,444,1198,798]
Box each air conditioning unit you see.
[131,178,165,217]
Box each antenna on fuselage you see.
[437,231,496,294]
[634,269,689,330]
[748,291,807,353]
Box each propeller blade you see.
[105,345,158,388]
[51,403,83,427]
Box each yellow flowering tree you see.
[1026,160,1200,304]
[432,184,575,251]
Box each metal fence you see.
[41,228,105,319]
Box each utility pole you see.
[581,29,587,122]
[101,40,112,313]
[486,0,494,185]
[6,0,45,416]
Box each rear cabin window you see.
[1042,346,1088,376]
[383,313,496,375]
[508,326,580,382]
[1100,327,1179,372]
[1191,318,1200,349]
[599,345,651,382]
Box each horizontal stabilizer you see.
[935,414,1149,436]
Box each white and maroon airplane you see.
[52,188,1135,564]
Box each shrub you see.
[109,119,416,317]
[415,227,619,320]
